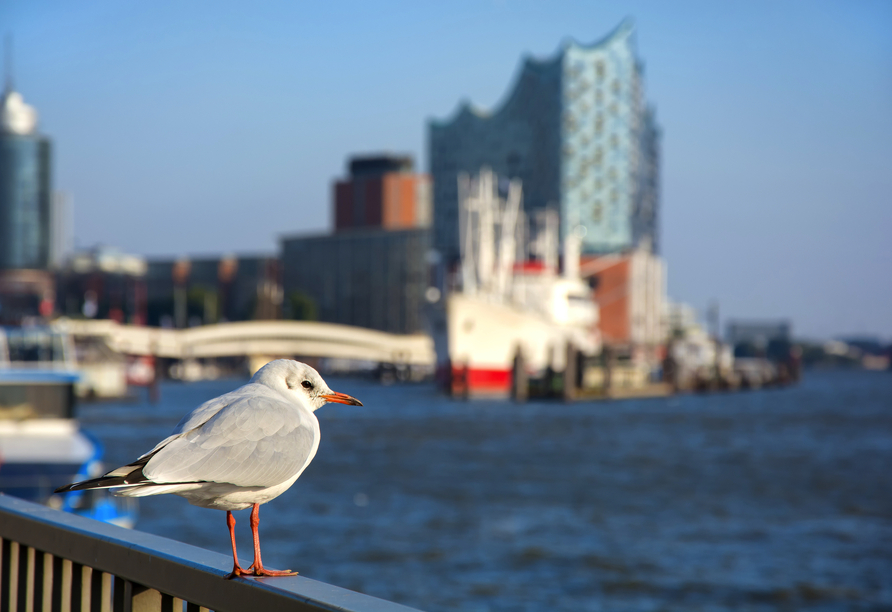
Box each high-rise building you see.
[333,154,431,232]
[0,85,51,270]
[429,20,660,265]
[0,69,55,323]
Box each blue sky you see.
[3,0,891,340]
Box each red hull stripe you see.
[451,367,512,393]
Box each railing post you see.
[61,559,73,612]
[7,540,19,612]
[25,546,36,612]
[80,566,93,612]
[130,585,161,612]
[40,553,52,612]
[89,570,111,612]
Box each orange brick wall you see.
[382,174,419,229]
[335,173,425,231]
[583,255,631,344]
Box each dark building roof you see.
[348,155,413,177]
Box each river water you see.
[78,369,892,611]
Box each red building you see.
[580,250,665,355]
[333,155,431,232]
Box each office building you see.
[333,154,431,232]
[281,228,430,334]
[429,20,660,265]
[282,154,432,335]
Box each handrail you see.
[0,495,420,612]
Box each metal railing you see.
[0,495,420,612]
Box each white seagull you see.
[55,359,362,578]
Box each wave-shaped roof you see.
[431,19,635,128]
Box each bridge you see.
[59,319,435,367]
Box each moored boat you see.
[0,326,137,526]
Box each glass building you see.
[429,20,660,265]
[0,87,52,271]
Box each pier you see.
[0,495,418,612]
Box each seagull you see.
[55,359,362,578]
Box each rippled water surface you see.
[79,369,892,611]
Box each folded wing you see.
[143,391,319,488]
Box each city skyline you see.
[2,0,890,340]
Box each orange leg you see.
[248,503,297,577]
[225,511,251,579]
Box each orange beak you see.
[320,391,363,406]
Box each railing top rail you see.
[0,495,421,612]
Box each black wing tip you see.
[55,478,115,494]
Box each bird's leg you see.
[225,511,251,579]
[248,503,297,577]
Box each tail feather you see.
[55,451,157,494]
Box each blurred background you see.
[0,1,890,611]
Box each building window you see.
[595,61,605,79]
[593,202,603,222]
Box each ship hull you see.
[436,293,596,398]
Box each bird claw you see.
[227,563,297,579]
[225,565,253,580]
[252,568,298,577]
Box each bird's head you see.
[251,359,363,411]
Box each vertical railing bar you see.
[79,566,92,612]
[99,574,112,612]
[39,554,52,612]
[7,542,18,612]
[60,559,72,612]
[171,598,184,612]
[129,585,162,612]
[23,546,36,612]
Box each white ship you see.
[432,169,600,397]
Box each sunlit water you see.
[78,369,892,611]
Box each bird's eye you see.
[301,380,313,390]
